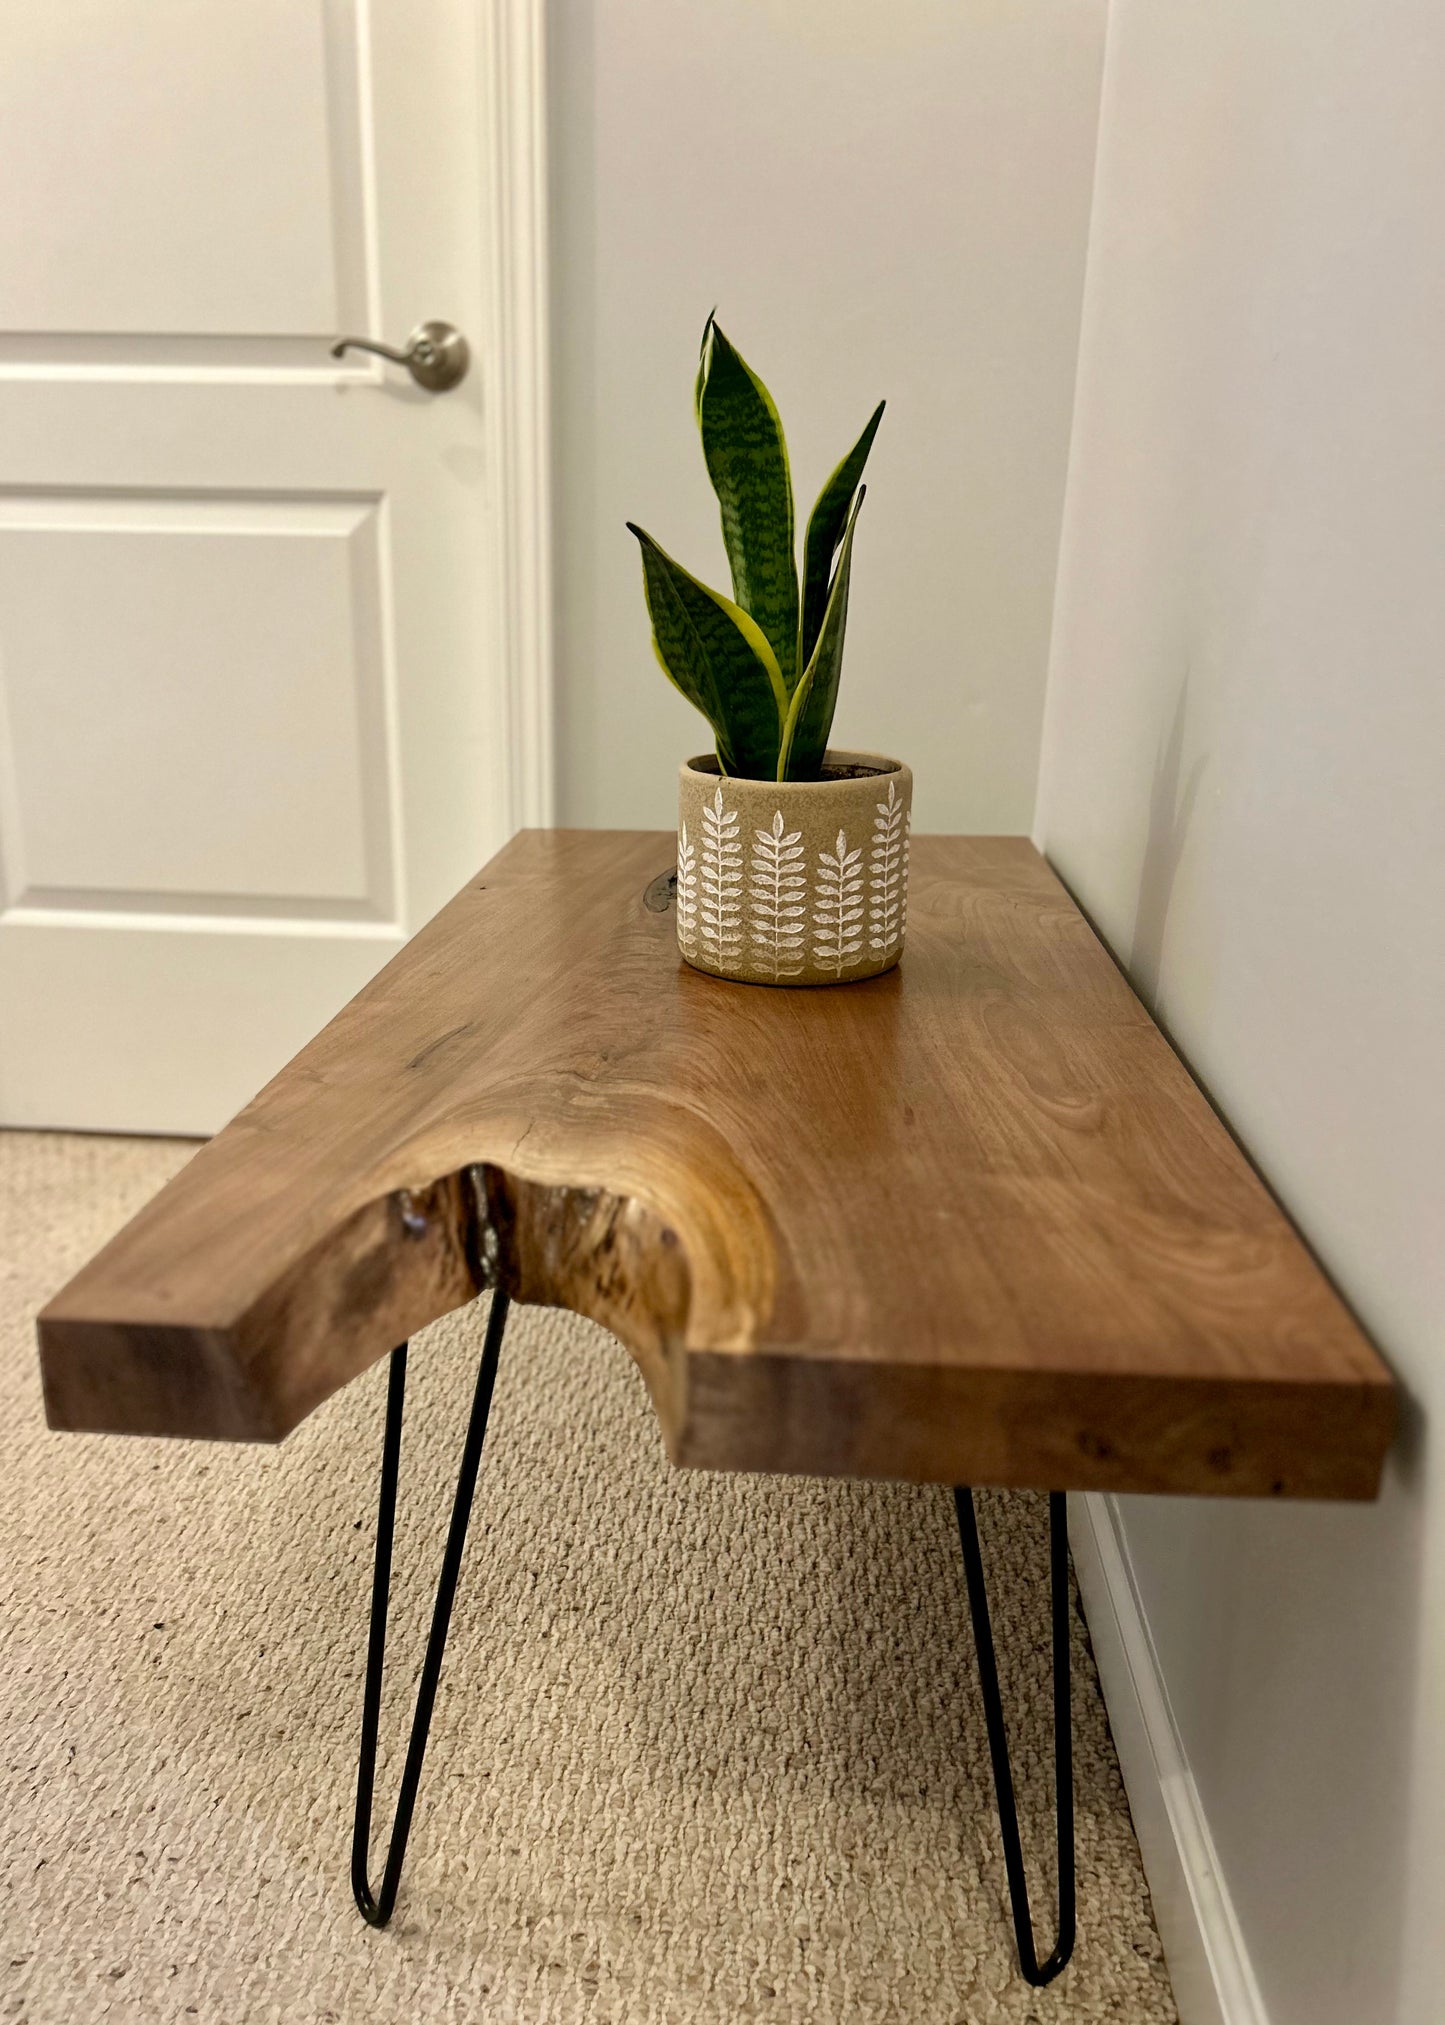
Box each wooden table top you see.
[39,832,1394,1498]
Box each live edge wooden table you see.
[38,833,1395,1986]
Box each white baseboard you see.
[1068,1492,1270,2025]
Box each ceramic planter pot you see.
[676,750,912,987]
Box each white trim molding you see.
[1069,1493,1271,2025]
[477,0,555,830]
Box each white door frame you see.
[479,0,556,832]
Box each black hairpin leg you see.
[953,1487,1076,1987]
[352,1290,511,1927]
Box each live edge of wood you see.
[38,832,1396,1501]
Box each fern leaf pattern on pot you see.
[749,811,806,981]
[900,809,912,935]
[813,827,866,977]
[869,780,907,958]
[699,785,743,962]
[676,754,910,986]
[675,821,699,956]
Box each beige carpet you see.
[2,1130,1177,2025]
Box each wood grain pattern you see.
[38,833,1396,1498]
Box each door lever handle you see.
[330,320,470,393]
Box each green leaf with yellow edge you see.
[800,400,883,670]
[627,523,785,778]
[695,317,801,687]
[778,488,864,781]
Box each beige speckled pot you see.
[676,750,912,987]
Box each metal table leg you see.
[351,1291,511,1926]
[349,1323,1074,1979]
[953,1487,1076,1986]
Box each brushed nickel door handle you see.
[330,320,470,393]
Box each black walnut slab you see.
[38,833,1395,1499]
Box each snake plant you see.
[628,315,884,781]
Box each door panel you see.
[0,493,392,915]
[0,0,519,1134]
[0,0,366,340]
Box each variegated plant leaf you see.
[627,522,785,778]
[695,317,800,687]
[777,488,864,781]
[800,400,883,671]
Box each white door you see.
[0,0,550,1135]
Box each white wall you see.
[1036,4,1445,2021]
[548,0,1106,832]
